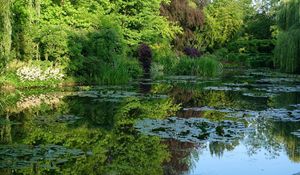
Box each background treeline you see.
[0,0,298,87]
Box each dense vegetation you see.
[0,0,298,88]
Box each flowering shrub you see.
[16,66,64,81]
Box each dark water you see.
[0,69,300,175]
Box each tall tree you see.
[274,0,300,73]
[160,0,205,50]
[199,0,248,50]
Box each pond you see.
[0,69,300,175]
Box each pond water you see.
[0,69,300,175]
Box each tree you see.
[274,0,300,73]
[110,0,181,46]
[199,0,248,50]
[160,0,205,50]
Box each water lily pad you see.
[135,117,253,144]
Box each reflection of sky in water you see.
[188,143,299,175]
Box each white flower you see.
[16,66,65,81]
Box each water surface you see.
[0,69,300,174]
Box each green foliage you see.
[274,0,300,73]
[111,0,181,46]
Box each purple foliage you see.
[183,47,201,58]
[137,43,152,73]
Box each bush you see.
[0,60,65,88]
[67,16,133,84]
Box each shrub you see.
[137,43,152,73]
[16,66,64,81]
[67,16,129,83]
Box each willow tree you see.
[0,0,12,68]
[274,0,300,73]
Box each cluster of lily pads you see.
[184,105,300,122]
[74,90,168,102]
[0,145,84,169]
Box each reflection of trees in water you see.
[177,109,204,118]
[0,92,178,174]
[270,121,300,162]
[163,139,199,175]
[0,114,12,144]
[268,92,300,108]
[168,86,241,109]
[245,118,300,162]
[139,73,152,94]
[209,140,239,158]
[162,140,241,174]
[67,97,118,130]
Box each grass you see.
[154,54,222,77]
[173,55,222,77]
